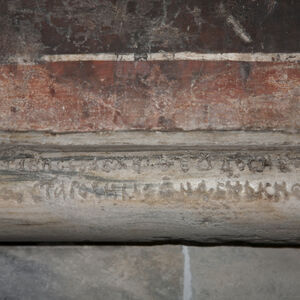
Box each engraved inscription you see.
[0,178,298,207]
[0,149,298,175]
[0,148,298,207]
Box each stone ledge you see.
[0,131,299,244]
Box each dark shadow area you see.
[0,240,299,248]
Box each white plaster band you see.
[6,52,300,65]
[41,52,300,62]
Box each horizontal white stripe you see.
[40,52,300,62]
[5,52,300,65]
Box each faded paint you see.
[0,61,299,132]
[219,3,252,43]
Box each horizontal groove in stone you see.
[0,131,299,150]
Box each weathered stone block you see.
[0,131,298,243]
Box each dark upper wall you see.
[0,0,299,61]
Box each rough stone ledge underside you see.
[0,131,299,244]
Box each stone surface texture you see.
[0,246,299,300]
[0,131,299,243]
[188,246,300,300]
[0,246,183,300]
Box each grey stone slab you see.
[0,246,183,300]
[188,246,300,300]
[1,245,300,300]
